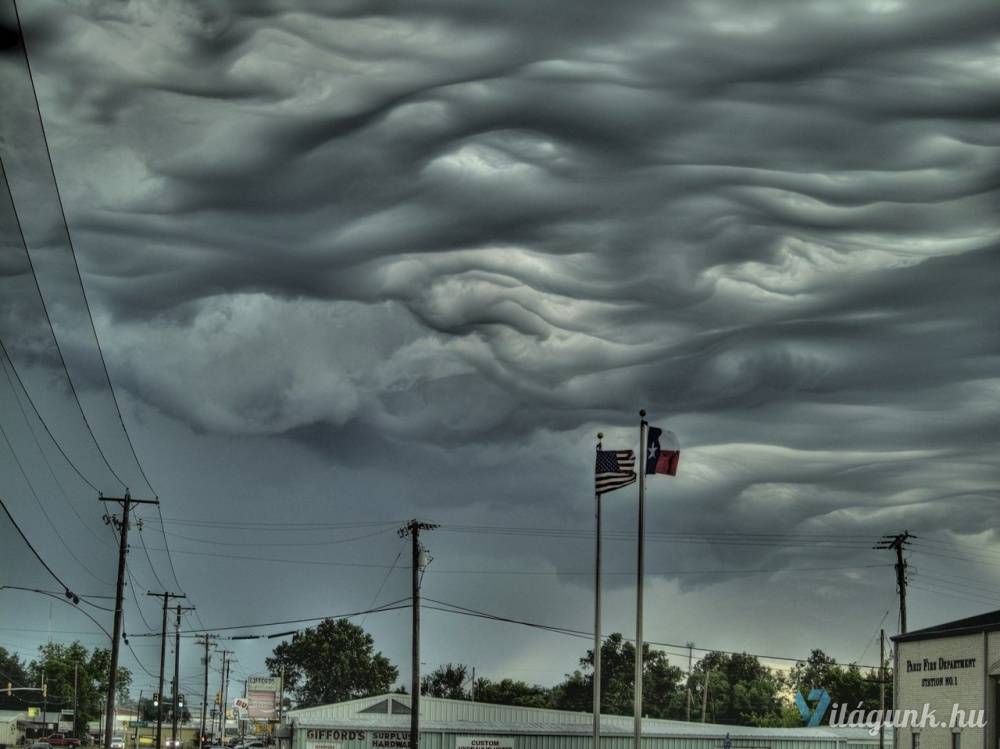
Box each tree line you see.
[265,619,891,727]
[0,643,132,735]
[1,618,891,732]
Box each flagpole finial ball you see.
[597,432,603,439]
[639,409,646,417]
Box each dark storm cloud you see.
[1,0,998,652]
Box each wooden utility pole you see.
[685,643,694,722]
[101,492,159,749]
[73,662,78,738]
[879,629,886,749]
[171,605,195,746]
[218,650,234,741]
[398,520,438,749]
[875,532,913,633]
[196,635,216,746]
[147,591,185,749]
[701,670,710,723]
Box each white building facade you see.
[893,610,1000,749]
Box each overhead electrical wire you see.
[8,1,195,628]
[0,157,126,491]
[0,339,101,494]
[161,526,396,547]
[0,419,111,586]
[421,597,885,671]
[126,598,413,638]
[0,350,116,553]
[11,0,154,498]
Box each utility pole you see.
[135,690,143,749]
[101,492,160,749]
[172,605,196,747]
[196,636,216,746]
[875,531,914,633]
[398,520,438,749]
[147,592,185,749]
[277,663,285,724]
[879,629,886,749]
[700,670,710,723]
[218,650,234,741]
[73,662,79,737]
[685,643,694,722]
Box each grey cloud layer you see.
[3,0,998,555]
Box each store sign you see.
[371,731,410,748]
[248,676,280,692]
[455,737,515,749]
[247,675,280,720]
[306,731,366,742]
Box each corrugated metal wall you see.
[292,726,867,749]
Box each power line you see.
[126,598,412,638]
[0,339,101,494]
[421,597,885,671]
[0,350,113,551]
[0,156,126,491]
[11,0,155,498]
[160,526,396,547]
[0,420,110,586]
[137,545,890,578]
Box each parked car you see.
[110,736,125,749]
[45,735,81,748]
[165,740,183,749]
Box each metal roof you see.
[289,694,889,742]
[893,608,1000,643]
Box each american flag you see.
[595,449,637,494]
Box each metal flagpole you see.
[634,410,648,749]
[593,433,603,749]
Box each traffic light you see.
[178,694,185,708]
[5,682,10,696]
[214,693,221,706]
[153,693,160,706]
[42,682,47,698]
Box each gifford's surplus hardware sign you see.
[304,731,516,749]
[247,675,281,719]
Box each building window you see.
[952,733,961,749]
[912,734,920,749]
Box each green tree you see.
[25,643,131,736]
[551,633,684,718]
[472,678,552,708]
[265,618,397,709]
[788,649,890,716]
[0,647,29,711]
[422,663,470,699]
[689,651,784,726]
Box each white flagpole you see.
[634,410,648,749]
[594,433,603,749]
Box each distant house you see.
[0,710,28,748]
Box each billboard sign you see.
[246,675,279,720]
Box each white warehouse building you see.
[287,694,887,749]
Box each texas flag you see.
[645,426,680,476]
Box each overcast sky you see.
[1,0,999,705]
